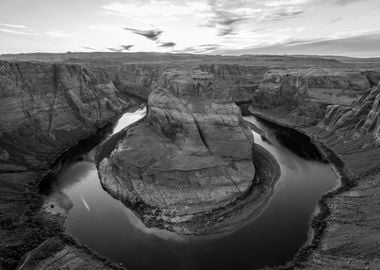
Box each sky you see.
[0,0,380,57]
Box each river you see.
[45,109,339,270]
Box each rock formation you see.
[0,60,140,269]
[249,68,380,270]
[0,61,138,171]
[252,69,372,126]
[97,70,255,233]
[321,82,380,140]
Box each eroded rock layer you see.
[249,69,380,269]
[97,71,255,233]
[0,61,137,171]
[0,60,139,269]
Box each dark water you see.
[47,111,339,270]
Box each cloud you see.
[82,46,95,50]
[45,31,73,38]
[124,27,162,41]
[217,32,380,57]
[0,28,38,35]
[121,45,134,50]
[102,1,210,18]
[206,0,245,36]
[331,0,368,6]
[201,0,307,36]
[107,47,123,52]
[159,42,176,47]
[0,23,26,29]
[175,43,220,54]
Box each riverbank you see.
[249,108,380,269]
[0,110,136,269]
[95,119,281,237]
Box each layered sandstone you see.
[0,60,139,269]
[252,69,373,126]
[249,70,380,269]
[97,70,255,233]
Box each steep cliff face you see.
[91,64,265,104]
[0,60,136,269]
[97,70,255,233]
[321,82,380,141]
[98,64,164,100]
[198,64,268,102]
[252,69,372,126]
[249,68,380,270]
[0,61,138,171]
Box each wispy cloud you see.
[45,31,73,38]
[0,28,39,35]
[217,31,380,57]
[102,0,210,18]
[331,0,368,6]
[124,27,162,41]
[0,23,26,29]
[159,42,176,47]
[174,43,220,54]
[107,47,122,52]
[121,44,134,50]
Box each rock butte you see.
[0,53,380,269]
[97,70,256,232]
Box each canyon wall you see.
[0,61,139,172]
[249,68,380,269]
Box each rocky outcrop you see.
[95,64,164,101]
[0,61,139,171]
[17,236,123,270]
[97,70,255,234]
[198,64,268,103]
[249,70,380,270]
[321,82,380,141]
[252,69,371,126]
[0,60,140,269]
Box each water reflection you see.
[112,107,146,134]
[46,111,339,270]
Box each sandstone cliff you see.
[249,69,380,269]
[0,60,139,269]
[252,69,373,126]
[0,61,140,171]
[97,70,255,233]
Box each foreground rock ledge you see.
[97,71,257,234]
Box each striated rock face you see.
[97,64,164,100]
[198,64,267,103]
[0,60,141,269]
[252,69,371,126]
[97,70,255,233]
[321,82,380,141]
[92,64,265,104]
[0,61,137,170]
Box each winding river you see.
[45,109,339,270]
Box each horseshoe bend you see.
[0,53,380,270]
